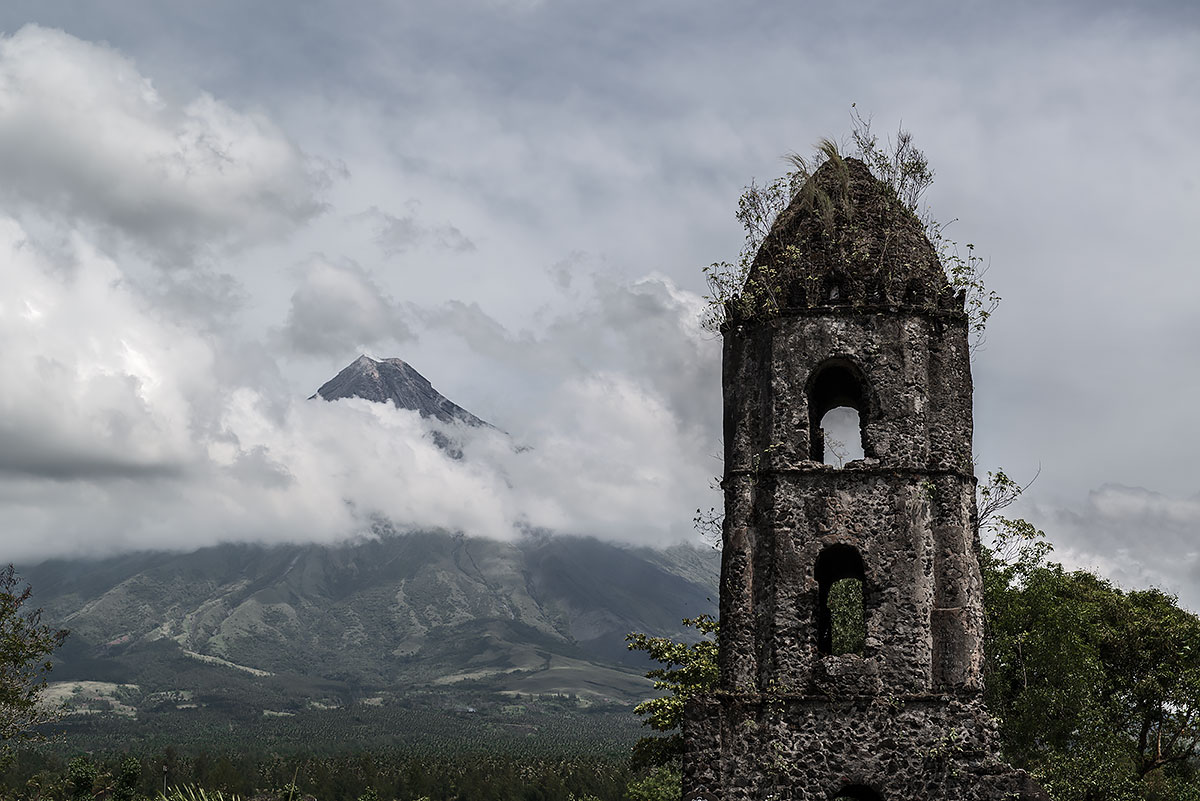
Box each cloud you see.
[0,25,328,261]
[416,268,721,440]
[461,370,716,542]
[0,220,210,485]
[1026,485,1200,611]
[280,258,414,356]
[0,205,716,561]
[361,204,476,255]
[0,212,437,547]
[0,24,711,561]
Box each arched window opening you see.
[815,545,866,657]
[808,359,869,463]
[831,785,883,801]
[818,406,865,466]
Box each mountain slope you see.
[311,355,489,428]
[23,354,717,744]
[27,531,718,702]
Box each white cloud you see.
[0,25,327,260]
[280,258,413,357]
[415,269,721,438]
[0,205,717,560]
[457,370,716,543]
[360,204,476,255]
[0,220,209,482]
[1027,485,1200,611]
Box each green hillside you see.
[21,530,718,751]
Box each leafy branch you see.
[0,564,69,753]
[624,615,719,768]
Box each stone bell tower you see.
[682,156,1046,800]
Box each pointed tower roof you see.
[738,157,954,320]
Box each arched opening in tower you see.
[831,785,883,801]
[815,544,867,657]
[807,359,869,464]
[818,406,865,466]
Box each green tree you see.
[628,491,1200,799]
[114,755,144,801]
[67,756,99,800]
[828,578,866,656]
[624,615,718,769]
[983,523,1200,800]
[0,564,69,753]
[623,765,680,801]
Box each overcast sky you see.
[0,2,1197,607]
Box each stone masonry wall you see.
[683,695,1048,801]
[718,310,983,697]
[722,311,973,477]
[687,157,1046,799]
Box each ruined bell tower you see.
[682,156,1046,800]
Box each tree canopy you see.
[984,526,1200,800]
[627,526,1200,801]
[0,564,69,754]
[623,614,717,770]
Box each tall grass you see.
[157,785,245,801]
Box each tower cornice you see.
[720,303,968,336]
[724,466,977,483]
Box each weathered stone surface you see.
[684,695,1047,800]
[684,160,1044,799]
[741,157,957,317]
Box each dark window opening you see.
[808,359,869,463]
[789,283,808,308]
[815,545,866,657]
[904,278,924,305]
[818,406,865,466]
[831,786,883,801]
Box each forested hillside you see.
[24,531,718,714]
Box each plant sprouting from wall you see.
[847,107,934,213]
[700,140,843,332]
[701,108,1000,354]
